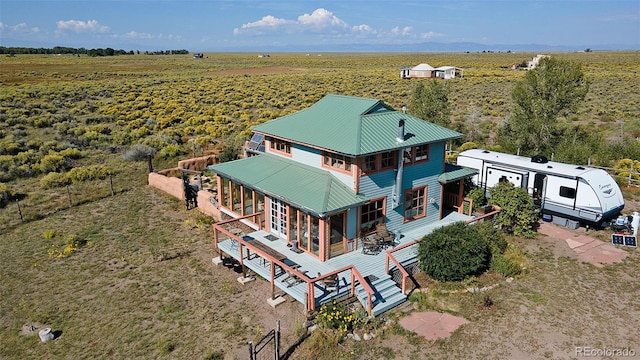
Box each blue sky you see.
[1,0,638,51]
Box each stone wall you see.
[177,155,218,172]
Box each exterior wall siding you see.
[358,142,447,235]
[290,143,355,189]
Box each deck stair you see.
[354,274,406,316]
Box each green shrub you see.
[475,221,507,255]
[40,171,71,189]
[418,221,491,282]
[39,152,66,173]
[158,144,186,159]
[456,141,478,152]
[218,144,238,163]
[315,301,357,336]
[67,165,111,183]
[490,253,522,278]
[488,181,538,238]
[465,187,486,213]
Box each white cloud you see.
[297,8,347,29]
[2,22,40,33]
[420,31,443,39]
[352,24,376,35]
[122,31,153,40]
[233,15,295,35]
[56,19,110,34]
[391,26,413,36]
[234,8,355,36]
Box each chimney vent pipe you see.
[397,119,405,142]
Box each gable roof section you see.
[253,94,462,156]
[208,153,368,216]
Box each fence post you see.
[275,320,280,360]
[629,161,634,187]
[16,199,23,223]
[66,185,72,208]
[248,341,254,360]
[109,174,115,196]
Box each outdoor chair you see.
[317,272,339,292]
[283,269,308,288]
[374,223,396,248]
[362,236,381,255]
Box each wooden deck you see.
[216,211,472,315]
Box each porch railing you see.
[384,206,502,294]
[212,213,377,316]
[443,192,474,216]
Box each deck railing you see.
[213,213,376,316]
[385,207,502,294]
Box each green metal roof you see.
[438,164,478,184]
[207,153,368,216]
[253,94,462,156]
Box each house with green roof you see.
[207,94,478,315]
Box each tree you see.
[123,144,157,162]
[408,80,451,128]
[498,57,589,155]
[488,182,538,238]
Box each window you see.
[243,188,253,215]
[414,144,429,162]
[559,186,576,199]
[360,198,385,234]
[269,138,291,155]
[403,148,412,164]
[404,186,427,221]
[380,151,397,170]
[362,154,377,173]
[220,178,230,208]
[323,152,353,172]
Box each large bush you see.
[488,181,538,238]
[418,221,492,282]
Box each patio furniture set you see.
[361,223,398,255]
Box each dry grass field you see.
[1,182,639,359]
[1,51,640,359]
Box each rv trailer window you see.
[559,186,576,199]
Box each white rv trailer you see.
[456,149,625,226]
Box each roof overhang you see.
[207,153,369,217]
[438,164,478,184]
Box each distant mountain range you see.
[220,41,638,53]
[2,37,637,53]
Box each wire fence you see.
[0,173,139,234]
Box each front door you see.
[329,212,346,258]
[270,198,287,238]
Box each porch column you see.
[458,179,464,214]
[270,260,276,300]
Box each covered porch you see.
[439,163,479,216]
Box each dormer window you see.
[323,152,352,173]
[269,138,291,155]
